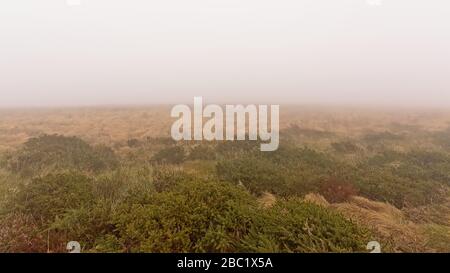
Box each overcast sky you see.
[0,0,449,107]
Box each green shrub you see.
[152,168,192,193]
[50,200,118,250]
[97,179,371,253]
[241,198,371,253]
[188,145,216,161]
[215,139,261,157]
[6,134,118,176]
[357,150,450,207]
[216,146,350,196]
[216,155,290,195]
[151,146,186,165]
[10,172,95,222]
[107,179,257,252]
[331,141,361,154]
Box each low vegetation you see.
[1,107,449,253]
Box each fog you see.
[0,0,449,107]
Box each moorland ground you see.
[0,105,449,253]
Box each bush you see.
[127,138,140,148]
[106,179,257,252]
[10,172,95,223]
[152,168,191,193]
[96,179,371,253]
[241,198,371,253]
[188,145,216,161]
[216,155,289,195]
[331,141,361,154]
[6,134,118,176]
[215,139,261,157]
[216,146,349,196]
[357,150,450,207]
[0,213,48,253]
[50,200,118,251]
[151,146,186,165]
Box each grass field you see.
[1,105,449,253]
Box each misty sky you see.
[0,0,449,107]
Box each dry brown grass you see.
[1,106,449,153]
[258,192,277,208]
[304,193,330,207]
[404,194,450,227]
[304,193,432,252]
[0,106,172,152]
[333,196,429,252]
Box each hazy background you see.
[0,0,449,107]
